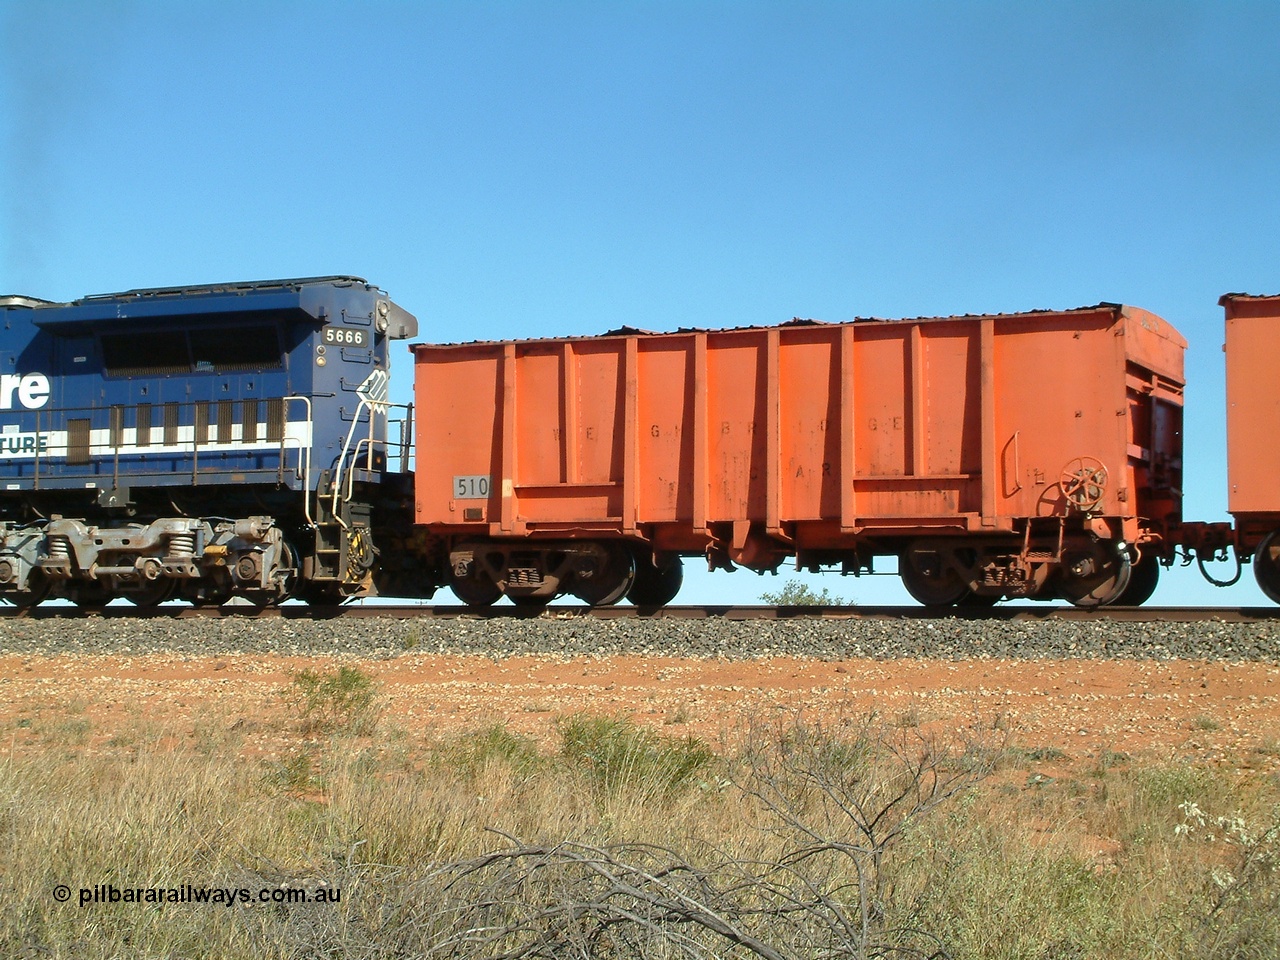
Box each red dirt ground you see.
[3,652,1279,773]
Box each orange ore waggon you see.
[1223,294,1280,603]
[411,303,1189,608]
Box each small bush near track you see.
[288,665,380,734]
[759,578,849,605]
[4,705,1280,959]
[556,713,715,798]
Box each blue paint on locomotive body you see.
[0,277,416,499]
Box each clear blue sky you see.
[3,1,1278,605]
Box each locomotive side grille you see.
[242,399,259,443]
[266,398,285,443]
[136,403,152,448]
[216,400,233,444]
[163,403,179,446]
[195,403,209,445]
[67,419,91,465]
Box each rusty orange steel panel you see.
[412,304,1185,548]
[1224,294,1280,522]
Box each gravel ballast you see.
[0,613,1277,662]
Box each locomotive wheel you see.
[124,579,177,607]
[1253,531,1280,604]
[7,570,51,608]
[1059,547,1131,608]
[570,544,635,606]
[900,550,970,606]
[67,579,113,611]
[296,581,345,606]
[1115,552,1160,606]
[246,541,300,608]
[272,540,300,605]
[186,580,232,607]
[449,566,501,607]
[627,555,684,607]
[189,593,230,608]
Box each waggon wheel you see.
[570,544,635,606]
[1253,531,1280,604]
[1115,551,1160,606]
[900,549,970,606]
[627,554,684,607]
[1059,546,1131,608]
[448,566,501,607]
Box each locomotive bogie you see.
[0,515,301,607]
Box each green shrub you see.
[556,714,714,797]
[288,665,380,734]
[759,579,848,605]
[441,724,544,779]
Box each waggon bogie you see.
[897,527,1136,608]
[447,539,643,607]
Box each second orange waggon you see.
[1223,294,1280,603]
[412,304,1187,608]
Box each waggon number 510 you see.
[454,475,490,499]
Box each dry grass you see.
[1,677,1278,959]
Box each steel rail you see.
[0,604,1276,622]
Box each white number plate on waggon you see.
[453,476,490,499]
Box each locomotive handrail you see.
[11,398,316,503]
[345,437,376,505]
[330,395,371,529]
[380,402,414,474]
[280,396,314,526]
[400,401,414,472]
[328,396,413,528]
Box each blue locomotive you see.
[0,277,421,606]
